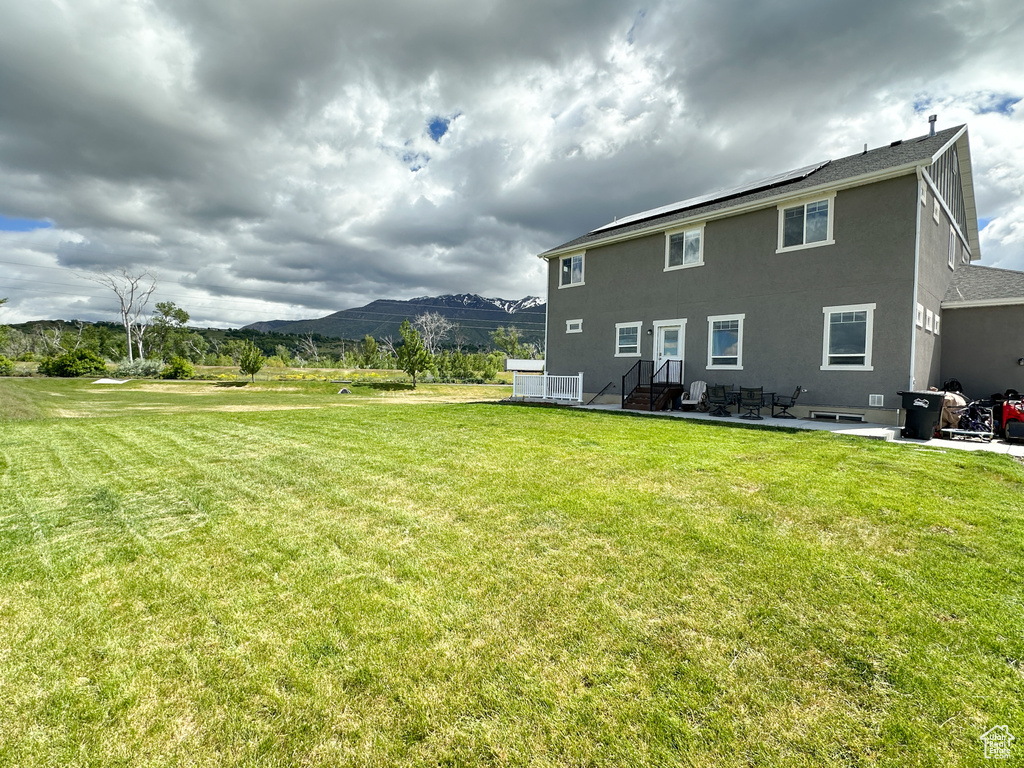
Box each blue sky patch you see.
[402,151,428,172]
[979,216,993,230]
[975,94,1020,115]
[428,116,451,143]
[627,9,646,45]
[0,214,52,231]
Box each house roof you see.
[943,264,1024,307]
[541,124,973,259]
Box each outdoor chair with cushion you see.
[679,380,707,411]
[707,384,732,417]
[771,386,802,418]
[738,387,764,420]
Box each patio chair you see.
[771,386,802,418]
[738,387,764,420]
[707,384,732,417]
[678,380,707,411]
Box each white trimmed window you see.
[822,304,875,371]
[934,314,941,335]
[778,193,835,252]
[916,303,924,328]
[706,314,744,370]
[566,319,582,334]
[559,252,584,288]
[665,225,704,270]
[925,309,934,332]
[615,322,642,357]
[920,181,927,206]
[933,199,940,223]
[947,227,956,270]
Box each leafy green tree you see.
[0,356,14,376]
[396,319,431,387]
[490,325,529,358]
[148,301,207,362]
[452,350,474,380]
[238,341,265,381]
[93,324,119,359]
[434,350,452,381]
[221,339,247,364]
[360,335,381,369]
[0,297,9,351]
[482,352,501,382]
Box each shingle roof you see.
[944,264,1024,305]
[542,125,966,257]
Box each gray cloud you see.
[0,0,1022,328]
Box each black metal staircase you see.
[621,360,684,411]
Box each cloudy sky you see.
[1,0,1022,327]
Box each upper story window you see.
[559,252,584,288]
[706,314,744,370]
[615,322,642,357]
[777,193,835,252]
[821,303,875,371]
[665,225,704,271]
[566,319,582,334]
[948,227,957,270]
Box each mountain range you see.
[242,294,546,348]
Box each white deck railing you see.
[512,372,583,403]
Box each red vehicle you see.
[1003,400,1024,441]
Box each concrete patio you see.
[574,402,1024,458]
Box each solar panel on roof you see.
[590,160,830,234]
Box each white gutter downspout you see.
[909,168,924,392]
[542,273,550,375]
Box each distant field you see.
[1,361,517,385]
[1,378,1022,766]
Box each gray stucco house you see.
[539,124,986,425]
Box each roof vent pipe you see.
[928,114,937,136]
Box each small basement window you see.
[810,412,866,423]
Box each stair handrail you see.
[622,359,654,409]
[621,360,642,409]
[650,359,685,410]
[587,381,615,406]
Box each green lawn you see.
[1,378,1022,766]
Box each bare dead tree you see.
[37,324,64,354]
[298,333,321,363]
[68,321,86,352]
[185,336,207,360]
[84,269,157,362]
[380,335,398,360]
[452,325,468,354]
[132,313,152,361]
[414,311,453,355]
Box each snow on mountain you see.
[407,294,543,314]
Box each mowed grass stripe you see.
[0,384,1022,765]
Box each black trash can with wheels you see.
[897,390,944,439]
